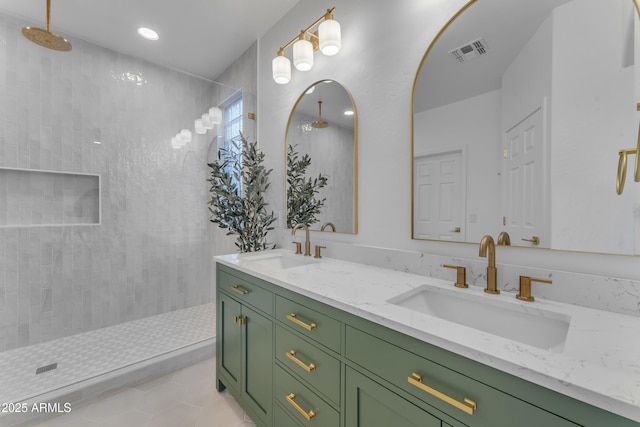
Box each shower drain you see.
[35,363,58,375]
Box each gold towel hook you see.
[634,120,640,182]
[616,121,640,195]
[617,149,629,195]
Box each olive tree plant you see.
[208,134,276,252]
[286,144,328,228]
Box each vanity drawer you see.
[275,325,341,406]
[274,402,304,427]
[218,268,273,315]
[345,326,579,427]
[274,364,339,427]
[275,295,341,352]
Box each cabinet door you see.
[346,367,443,427]
[218,292,242,392]
[243,305,273,425]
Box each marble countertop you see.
[215,249,640,423]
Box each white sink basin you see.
[388,286,571,352]
[244,252,319,269]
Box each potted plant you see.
[208,134,276,252]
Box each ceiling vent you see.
[449,37,489,63]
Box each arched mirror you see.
[286,80,358,233]
[412,0,640,255]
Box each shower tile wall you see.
[0,12,218,352]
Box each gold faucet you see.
[292,223,311,256]
[321,222,336,232]
[479,235,499,294]
[497,231,511,246]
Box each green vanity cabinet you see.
[216,268,274,427]
[346,367,454,427]
[215,263,639,427]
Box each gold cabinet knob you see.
[517,276,552,302]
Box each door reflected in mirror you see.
[286,80,358,233]
[412,0,640,255]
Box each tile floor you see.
[28,358,256,427]
[0,304,215,405]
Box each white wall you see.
[414,90,502,241]
[550,0,636,253]
[287,112,354,232]
[257,0,640,284]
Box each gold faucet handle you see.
[293,241,303,254]
[314,245,326,259]
[442,264,468,288]
[521,236,540,246]
[516,276,552,302]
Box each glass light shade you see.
[209,107,222,125]
[180,129,192,144]
[319,19,341,56]
[272,55,291,84]
[293,38,313,71]
[195,119,206,134]
[201,113,213,129]
[171,136,181,149]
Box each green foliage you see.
[286,144,328,228]
[207,135,276,253]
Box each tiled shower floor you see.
[0,304,215,405]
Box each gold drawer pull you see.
[286,350,316,373]
[408,373,477,415]
[286,393,316,421]
[231,284,249,296]
[286,313,316,331]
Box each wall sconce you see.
[272,7,341,84]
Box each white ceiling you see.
[414,0,573,113]
[0,0,300,81]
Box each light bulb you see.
[195,119,206,134]
[319,19,341,56]
[180,129,192,144]
[272,55,291,84]
[209,107,222,125]
[137,27,159,41]
[201,113,213,129]
[293,38,313,71]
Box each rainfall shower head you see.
[311,100,329,129]
[22,0,72,52]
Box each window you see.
[222,94,243,193]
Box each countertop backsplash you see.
[280,235,640,318]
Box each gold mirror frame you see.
[411,0,640,255]
[411,0,477,241]
[284,80,358,234]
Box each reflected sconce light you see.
[209,107,222,125]
[177,105,223,150]
[272,7,341,84]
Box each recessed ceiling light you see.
[344,110,354,116]
[137,27,159,41]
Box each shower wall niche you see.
[0,168,100,227]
